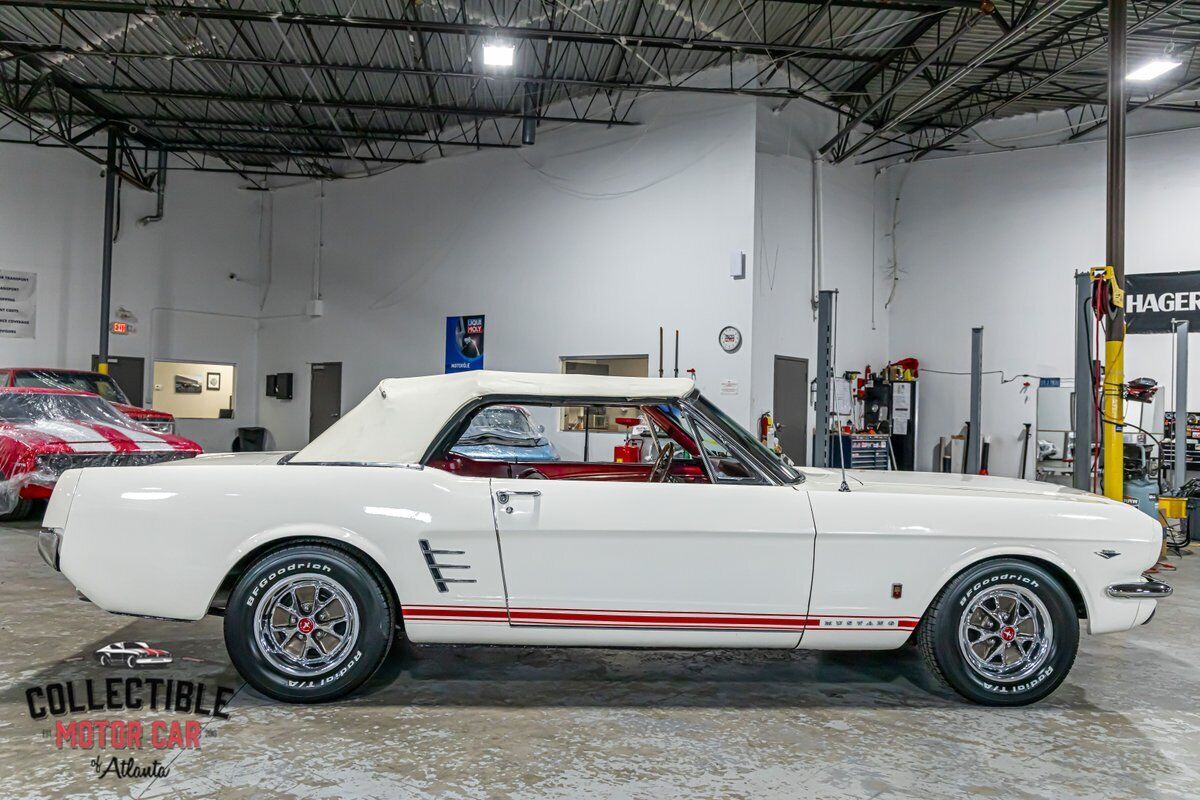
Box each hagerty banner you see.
[1125,271,1200,334]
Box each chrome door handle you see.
[495,490,541,504]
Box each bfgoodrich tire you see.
[917,559,1079,706]
[224,544,394,703]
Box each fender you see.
[209,522,398,613]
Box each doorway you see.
[91,355,145,407]
[773,355,809,465]
[309,362,342,442]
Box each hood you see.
[113,403,173,421]
[842,469,1108,502]
[0,419,200,453]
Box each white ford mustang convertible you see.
[39,371,1170,705]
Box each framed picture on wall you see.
[206,372,221,391]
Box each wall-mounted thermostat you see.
[729,251,746,280]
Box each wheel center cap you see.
[297,617,315,635]
[1000,625,1016,642]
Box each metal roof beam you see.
[17,80,642,126]
[0,42,825,100]
[827,0,1079,163]
[0,0,880,63]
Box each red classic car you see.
[0,388,201,520]
[0,368,177,434]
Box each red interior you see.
[428,453,709,482]
[425,403,709,483]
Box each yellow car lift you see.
[1089,266,1125,502]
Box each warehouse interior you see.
[2,0,1200,797]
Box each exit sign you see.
[111,321,129,335]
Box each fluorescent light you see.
[1126,59,1182,81]
[482,43,514,67]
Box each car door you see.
[491,473,816,648]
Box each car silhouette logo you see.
[94,641,173,669]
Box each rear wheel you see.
[917,559,1079,706]
[0,497,33,522]
[0,476,32,521]
[224,544,394,703]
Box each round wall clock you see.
[718,325,742,353]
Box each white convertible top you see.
[293,370,696,465]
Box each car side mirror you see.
[537,424,545,433]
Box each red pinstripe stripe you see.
[402,605,919,631]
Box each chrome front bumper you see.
[37,528,60,571]
[1106,579,1173,599]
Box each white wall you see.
[751,102,891,456]
[887,126,1200,477]
[0,144,262,450]
[257,92,760,452]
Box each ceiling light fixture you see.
[1126,58,1183,81]
[483,42,515,67]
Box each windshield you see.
[694,395,802,483]
[0,392,139,428]
[457,405,544,445]
[14,370,129,404]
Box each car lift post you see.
[1073,271,1095,491]
[1101,0,1127,502]
[967,327,984,474]
[813,289,835,467]
[97,126,117,376]
[1175,320,1188,491]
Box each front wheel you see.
[917,559,1079,706]
[224,544,394,703]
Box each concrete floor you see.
[1,521,1197,800]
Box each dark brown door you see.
[773,355,809,465]
[309,362,342,442]
[91,355,146,407]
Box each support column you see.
[813,289,836,467]
[97,126,117,375]
[1101,0,1127,501]
[1073,271,1095,490]
[967,326,983,475]
[1176,320,1189,491]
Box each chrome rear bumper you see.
[37,528,60,571]
[1106,579,1173,599]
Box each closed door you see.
[773,356,809,465]
[91,355,146,407]
[308,362,342,441]
[490,479,816,648]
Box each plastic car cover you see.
[10,369,130,404]
[0,391,190,514]
[456,405,544,444]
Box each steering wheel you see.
[647,442,676,483]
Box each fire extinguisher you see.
[758,412,772,445]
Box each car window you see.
[14,370,129,404]
[0,392,139,427]
[688,416,764,484]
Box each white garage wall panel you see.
[257,93,761,452]
[0,144,262,451]
[751,102,891,450]
[888,126,1200,476]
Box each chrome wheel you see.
[957,584,1054,682]
[252,573,360,678]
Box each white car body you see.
[43,371,1162,654]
